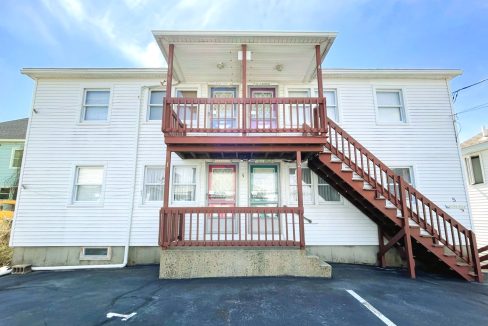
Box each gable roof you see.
[461,129,488,152]
[0,118,29,140]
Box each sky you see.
[0,0,487,141]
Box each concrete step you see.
[159,248,332,279]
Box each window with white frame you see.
[82,89,110,121]
[10,149,23,168]
[144,166,164,202]
[465,155,484,185]
[176,90,198,127]
[388,167,414,196]
[317,174,340,202]
[172,166,197,202]
[376,90,406,123]
[74,166,104,202]
[148,90,165,121]
[289,167,314,203]
[315,89,339,121]
[288,90,311,126]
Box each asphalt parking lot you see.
[0,264,487,325]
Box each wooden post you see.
[315,44,326,131]
[163,148,172,208]
[296,151,305,248]
[242,44,247,135]
[399,176,416,279]
[469,230,483,282]
[377,227,386,267]
[163,43,174,133]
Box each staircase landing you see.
[159,248,332,279]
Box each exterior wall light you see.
[275,64,284,72]
[217,62,225,70]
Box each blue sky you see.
[0,0,487,141]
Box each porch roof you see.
[152,31,337,83]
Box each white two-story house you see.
[10,31,483,281]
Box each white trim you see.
[373,87,408,125]
[70,164,107,206]
[464,152,485,186]
[9,147,23,169]
[80,88,112,123]
[171,164,199,204]
[80,246,112,261]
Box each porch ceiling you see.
[153,31,336,83]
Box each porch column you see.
[315,44,326,131]
[296,151,305,248]
[163,43,174,133]
[163,148,172,208]
[242,44,247,135]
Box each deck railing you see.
[163,97,327,136]
[159,206,305,248]
[325,119,483,279]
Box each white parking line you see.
[346,289,396,326]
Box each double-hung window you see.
[317,175,340,202]
[148,90,165,121]
[465,155,484,185]
[74,166,104,202]
[176,90,198,127]
[82,90,110,121]
[376,90,406,123]
[172,166,197,202]
[288,90,311,127]
[289,167,314,203]
[144,166,164,202]
[314,89,339,121]
[10,149,23,168]
[388,167,414,197]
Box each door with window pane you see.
[210,87,238,129]
[207,164,237,234]
[249,165,279,234]
[250,88,277,129]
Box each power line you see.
[453,102,488,116]
[452,78,488,102]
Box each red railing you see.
[325,119,482,279]
[479,245,488,270]
[163,97,327,136]
[159,206,305,248]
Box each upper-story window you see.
[465,155,484,185]
[376,90,406,123]
[314,89,339,121]
[288,90,311,126]
[148,90,165,121]
[73,166,104,202]
[10,149,24,168]
[82,89,110,122]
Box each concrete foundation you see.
[159,248,332,279]
[12,245,403,269]
[307,245,405,267]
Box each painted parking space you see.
[0,264,487,325]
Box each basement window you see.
[80,247,111,260]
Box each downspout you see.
[32,84,149,271]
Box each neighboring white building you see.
[462,127,488,247]
[9,31,482,281]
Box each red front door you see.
[250,87,278,129]
[207,164,237,234]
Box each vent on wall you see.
[80,247,111,261]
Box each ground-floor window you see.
[144,166,164,202]
[172,166,197,202]
[288,165,341,204]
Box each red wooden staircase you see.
[308,119,483,282]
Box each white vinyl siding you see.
[144,166,164,202]
[74,166,104,202]
[148,90,165,121]
[82,89,110,121]
[376,90,405,123]
[10,75,471,250]
[172,166,197,202]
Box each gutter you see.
[30,84,150,271]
